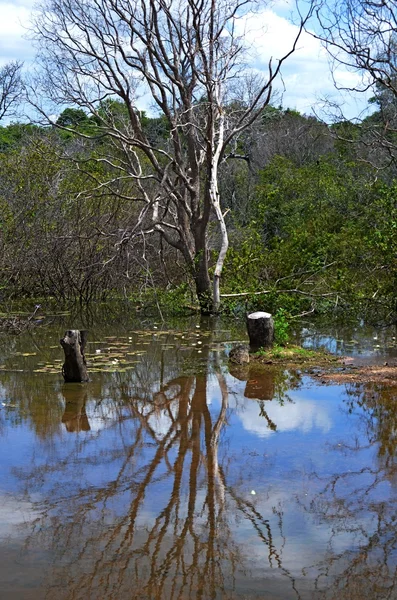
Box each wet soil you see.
[316,357,397,387]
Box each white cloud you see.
[147,401,180,438]
[236,397,332,437]
[0,1,34,64]
[236,8,371,117]
[0,2,30,34]
[0,494,39,538]
[208,372,332,438]
[239,9,322,64]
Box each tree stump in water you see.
[246,312,274,350]
[60,330,89,383]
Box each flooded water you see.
[0,311,396,599]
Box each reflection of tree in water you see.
[0,373,64,440]
[10,324,397,599]
[14,365,300,600]
[345,383,397,470]
[299,382,397,600]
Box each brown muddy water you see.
[0,310,396,600]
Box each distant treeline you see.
[0,104,395,320]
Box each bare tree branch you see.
[0,61,24,122]
[29,0,316,312]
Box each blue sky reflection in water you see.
[0,324,396,600]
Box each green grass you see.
[253,344,338,365]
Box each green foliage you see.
[222,226,264,294]
[56,108,101,138]
[274,308,290,346]
[0,105,396,320]
[56,108,90,128]
[221,151,397,318]
[248,155,395,314]
[129,283,196,316]
[0,123,40,152]
[254,344,282,358]
[253,344,334,363]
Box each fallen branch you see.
[220,288,337,299]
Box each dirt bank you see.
[316,358,397,387]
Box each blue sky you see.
[0,0,371,122]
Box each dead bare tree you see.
[314,0,397,170]
[315,0,397,92]
[0,61,23,122]
[30,0,315,313]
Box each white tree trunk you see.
[211,109,228,313]
[212,195,229,312]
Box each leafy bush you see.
[274,308,290,346]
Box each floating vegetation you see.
[34,367,59,374]
[0,327,221,377]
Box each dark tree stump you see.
[246,311,274,349]
[60,329,89,383]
